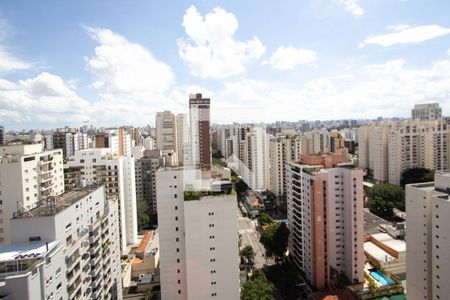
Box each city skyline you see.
[0,0,449,129]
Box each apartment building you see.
[135,150,163,215]
[411,103,442,120]
[176,113,190,165]
[406,173,450,300]
[0,144,64,245]
[286,154,364,289]
[369,126,389,183]
[239,126,270,191]
[189,94,211,170]
[0,126,4,146]
[156,111,177,152]
[2,185,122,300]
[269,134,303,197]
[388,120,449,185]
[66,148,138,251]
[156,167,239,300]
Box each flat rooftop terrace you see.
[14,185,102,219]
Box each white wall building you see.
[67,148,138,251]
[156,167,240,300]
[4,185,122,300]
[0,144,64,246]
[406,173,450,300]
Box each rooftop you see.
[0,241,59,263]
[364,241,396,263]
[371,233,406,253]
[14,185,103,219]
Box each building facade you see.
[286,154,364,289]
[0,144,64,245]
[406,173,450,300]
[66,148,138,251]
[189,94,211,170]
[6,185,122,299]
[156,168,239,300]
[411,103,442,120]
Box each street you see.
[237,207,274,269]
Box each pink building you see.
[286,154,364,289]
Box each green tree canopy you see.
[401,168,434,186]
[365,183,405,217]
[240,245,256,263]
[241,270,275,300]
[258,213,274,226]
[260,222,289,261]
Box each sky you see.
[0,0,450,129]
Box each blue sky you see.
[0,0,450,129]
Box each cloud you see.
[360,25,450,48]
[264,46,317,70]
[0,72,90,124]
[335,0,364,17]
[214,59,450,122]
[0,19,30,72]
[447,49,450,56]
[178,5,266,78]
[84,27,175,100]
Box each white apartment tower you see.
[66,148,138,251]
[269,134,303,197]
[286,154,364,289]
[3,185,122,299]
[369,126,389,183]
[176,113,190,165]
[0,144,64,245]
[157,168,240,300]
[406,173,450,300]
[189,94,211,170]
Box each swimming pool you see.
[370,269,394,286]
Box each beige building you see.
[389,119,449,185]
[0,144,64,245]
[406,173,450,300]
[411,103,442,120]
[269,134,303,197]
[156,111,177,153]
[286,154,364,289]
[369,126,389,183]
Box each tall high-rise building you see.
[369,126,389,183]
[3,185,122,299]
[176,113,190,165]
[269,134,303,197]
[411,103,442,120]
[0,125,4,145]
[156,167,239,300]
[66,148,138,251]
[189,93,211,170]
[156,111,177,152]
[286,154,364,289]
[406,173,450,300]
[0,144,64,245]
[135,150,163,215]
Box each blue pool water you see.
[370,269,394,286]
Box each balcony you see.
[68,275,82,297]
[66,251,81,270]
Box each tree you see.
[265,261,300,300]
[365,183,405,217]
[241,270,275,300]
[240,245,256,264]
[258,213,274,226]
[260,222,289,261]
[401,168,434,186]
[137,198,150,229]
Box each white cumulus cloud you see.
[84,27,175,100]
[360,25,450,48]
[335,0,364,17]
[178,5,266,78]
[0,72,90,124]
[264,46,317,70]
